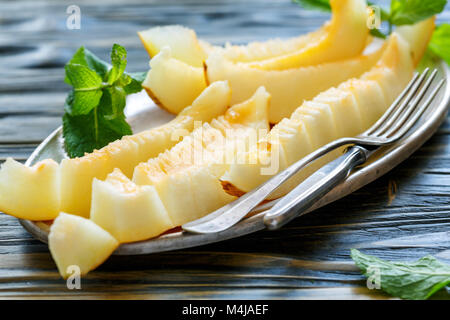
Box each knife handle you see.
[263,146,367,230]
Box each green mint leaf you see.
[390,0,447,26]
[65,47,110,85]
[370,28,387,39]
[351,249,450,300]
[107,44,127,84]
[429,23,450,65]
[65,63,103,90]
[97,90,132,138]
[64,64,104,115]
[127,71,147,83]
[63,112,96,158]
[65,88,103,116]
[63,44,138,158]
[123,71,147,94]
[63,91,132,158]
[103,86,126,120]
[292,0,330,12]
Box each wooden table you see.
[0,0,449,299]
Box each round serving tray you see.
[19,60,450,255]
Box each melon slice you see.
[137,24,323,115]
[133,87,270,225]
[0,159,60,221]
[59,81,231,217]
[396,17,436,66]
[49,212,118,279]
[221,19,433,197]
[139,0,367,118]
[138,25,208,67]
[245,0,369,71]
[142,47,208,114]
[207,38,386,123]
[91,169,174,243]
[217,24,329,63]
[137,22,326,66]
[89,87,270,229]
[0,81,230,220]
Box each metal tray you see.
[19,60,450,255]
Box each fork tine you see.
[382,69,438,137]
[364,71,423,136]
[370,68,430,136]
[387,78,446,141]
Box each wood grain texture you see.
[0,0,449,300]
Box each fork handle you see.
[263,146,367,230]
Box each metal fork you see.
[182,68,446,233]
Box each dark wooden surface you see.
[0,0,450,299]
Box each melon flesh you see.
[142,47,208,114]
[221,20,433,198]
[60,81,231,217]
[140,0,369,119]
[0,81,231,220]
[245,0,369,71]
[49,212,118,279]
[0,158,60,221]
[133,87,270,226]
[138,25,208,67]
[91,169,174,243]
[396,18,436,66]
[91,87,270,230]
[217,24,328,63]
[207,39,386,124]
[137,22,326,66]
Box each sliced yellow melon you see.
[138,0,365,69]
[138,25,207,67]
[138,24,325,115]
[89,88,270,234]
[0,81,231,221]
[90,169,174,243]
[0,158,60,221]
[84,88,269,229]
[49,212,118,279]
[140,0,368,119]
[132,87,270,226]
[137,22,327,66]
[142,47,208,114]
[245,0,369,71]
[60,81,231,217]
[217,24,329,63]
[396,17,436,66]
[207,38,386,123]
[139,0,366,117]
[221,25,431,197]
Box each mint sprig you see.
[351,249,450,300]
[389,0,447,26]
[429,23,450,65]
[63,44,146,158]
[64,64,104,116]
